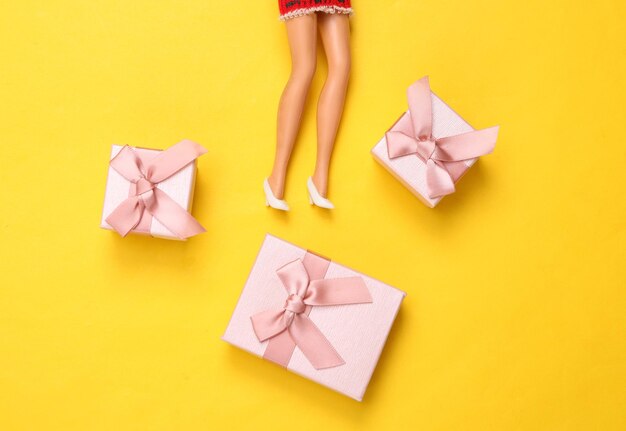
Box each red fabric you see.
[279,0,352,17]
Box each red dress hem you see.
[278,0,353,21]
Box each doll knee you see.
[328,57,351,83]
[291,59,317,86]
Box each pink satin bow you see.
[386,76,499,198]
[251,258,373,370]
[105,140,207,239]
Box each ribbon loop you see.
[105,140,207,239]
[251,258,372,370]
[386,76,499,199]
[277,259,311,297]
[145,139,208,183]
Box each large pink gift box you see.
[372,76,499,208]
[100,140,207,240]
[222,234,406,401]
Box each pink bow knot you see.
[415,137,437,161]
[284,294,306,315]
[386,76,499,199]
[105,140,207,239]
[131,176,156,197]
[251,259,373,369]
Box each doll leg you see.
[312,14,351,197]
[268,14,318,199]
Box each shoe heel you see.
[265,199,269,207]
[308,193,313,205]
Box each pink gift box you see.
[372,77,498,207]
[100,144,200,240]
[222,234,406,401]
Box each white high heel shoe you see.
[264,179,289,211]
[307,177,334,209]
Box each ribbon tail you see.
[251,309,289,342]
[426,159,456,199]
[434,126,500,162]
[263,330,298,367]
[146,140,207,183]
[289,314,345,370]
[386,131,419,159]
[407,76,433,139]
[105,196,144,237]
[306,277,372,306]
[145,188,205,239]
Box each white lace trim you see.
[279,6,353,21]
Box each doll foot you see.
[264,179,289,211]
[307,177,334,209]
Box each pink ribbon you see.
[105,140,207,239]
[251,254,373,370]
[386,76,500,198]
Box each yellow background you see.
[1,0,625,429]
